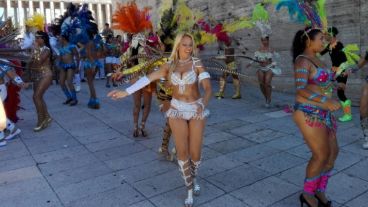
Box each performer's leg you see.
[99,58,106,79]
[231,74,241,99]
[159,119,174,161]
[188,118,205,196]
[316,130,339,205]
[132,90,142,137]
[140,90,152,137]
[73,71,81,92]
[337,75,352,122]
[294,111,332,206]
[33,74,52,131]
[215,73,227,99]
[257,70,267,100]
[169,118,193,207]
[59,70,72,104]
[66,69,77,106]
[86,68,99,109]
[264,70,273,105]
[105,63,112,87]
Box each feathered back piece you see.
[0,18,18,45]
[77,4,98,39]
[172,0,204,33]
[275,0,306,23]
[25,13,45,31]
[275,0,327,31]
[223,17,253,33]
[112,1,153,34]
[252,3,272,38]
[51,3,77,39]
[0,17,30,64]
[52,3,97,44]
[159,0,178,50]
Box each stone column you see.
[29,0,34,16]
[97,3,103,31]
[6,0,11,19]
[105,4,111,25]
[50,1,55,21]
[17,0,24,27]
[39,0,44,15]
[60,2,65,14]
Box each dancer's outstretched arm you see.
[108,63,169,100]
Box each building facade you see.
[0,0,112,31]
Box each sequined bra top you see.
[59,44,76,56]
[308,67,333,87]
[296,55,334,96]
[254,51,273,62]
[170,58,198,94]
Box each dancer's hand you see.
[107,90,128,100]
[160,101,171,112]
[110,72,124,81]
[20,82,30,89]
[325,99,341,111]
[196,103,204,115]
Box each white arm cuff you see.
[198,72,210,82]
[126,76,151,95]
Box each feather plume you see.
[25,13,45,31]
[112,1,153,34]
[172,0,203,33]
[223,17,253,33]
[252,3,272,38]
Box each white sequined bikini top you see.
[170,58,199,94]
[254,51,274,62]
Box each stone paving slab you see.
[231,176,300,207]
[0,80,366,207]
[149,179,225,207]
[66,184,145,207]
[206,164,271,193]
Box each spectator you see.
[101,23,114,37]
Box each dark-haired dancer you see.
[292,27,340,207]
[321,27,352,122]
[58,35,79,106]
[104,34,117,88]
[83,32,102,109]
[250,36,280,108]
[29,31,53,131]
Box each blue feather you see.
[275,0,306,24]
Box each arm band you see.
[126,76,150,95]
[198,72,210,82]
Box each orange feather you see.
[112,1,152,34]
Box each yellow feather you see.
[223,16,253,33]
[25,13,45,31]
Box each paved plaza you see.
[1,80,368,207]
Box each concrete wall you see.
[113,0,368,102]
